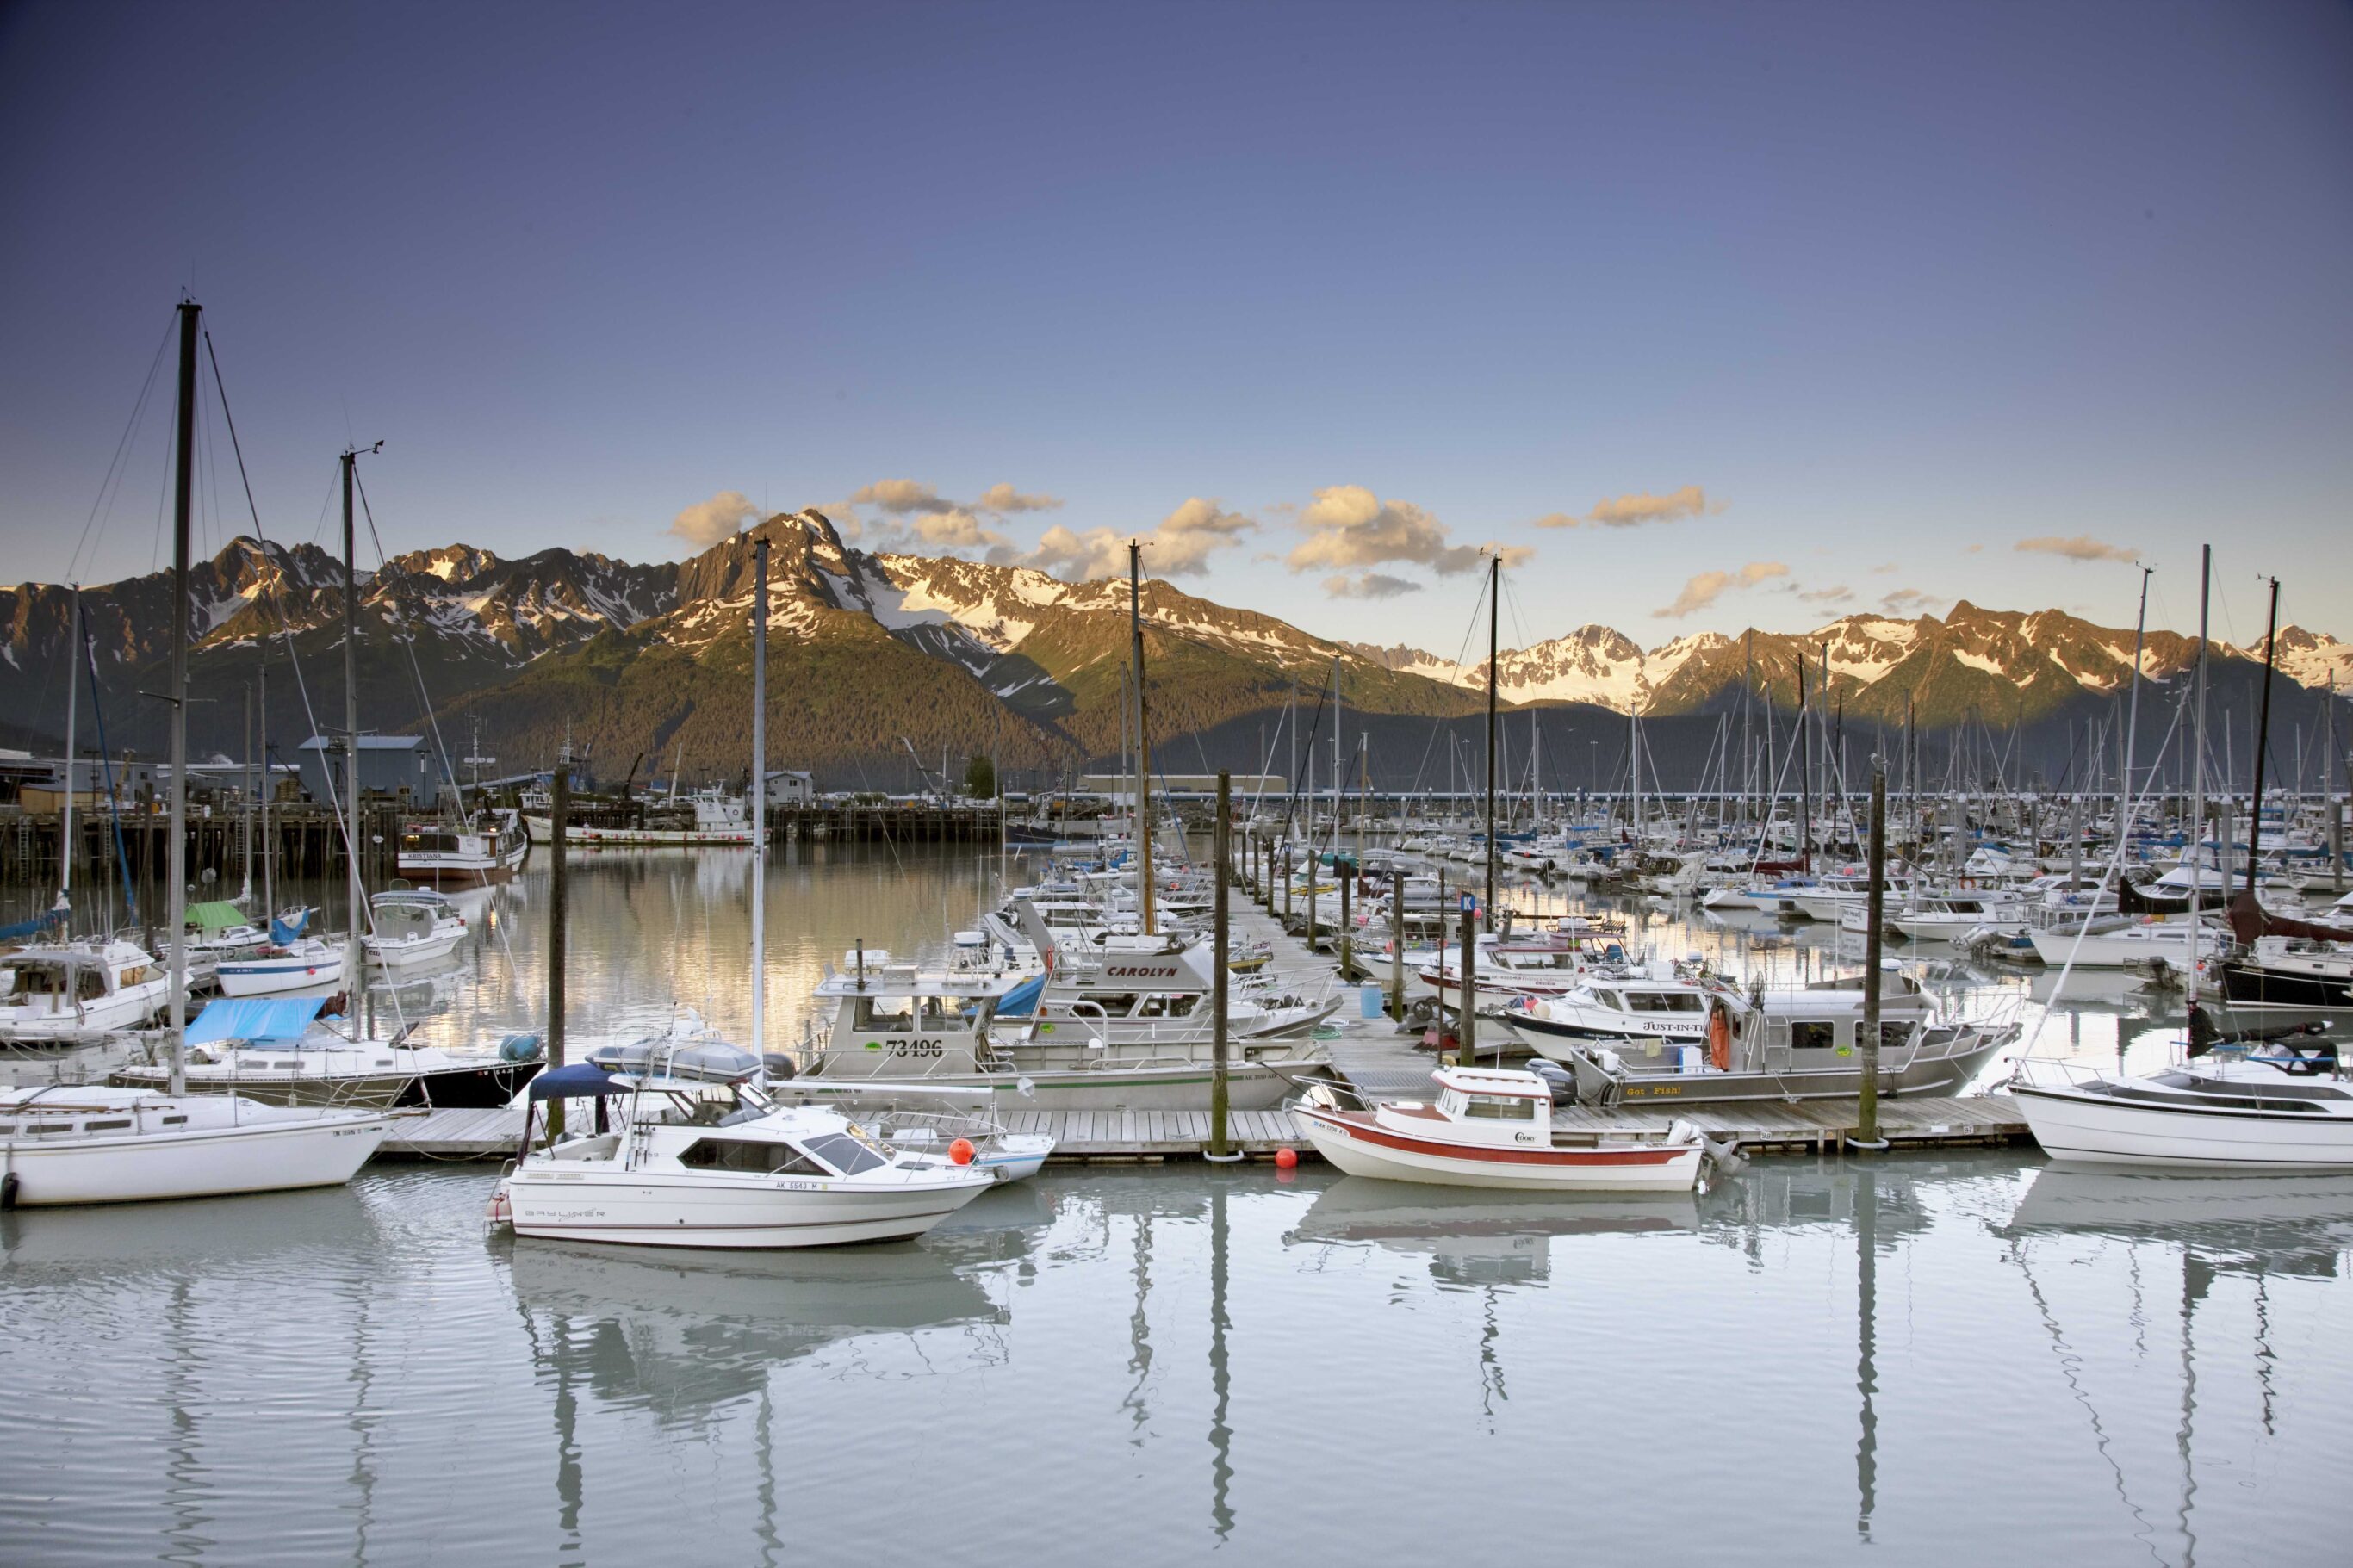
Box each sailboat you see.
[491,530,996,1248]
[3,301,390,1206]
[2010,560,2353,1169]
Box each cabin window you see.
[851,997,917,1032]
[1790,1021,1839,1052]
[83,1119,131,1131]
[1878,1023,1913,1051]
[1460,1093,1534,1120]
[678,1138,827,1175]
[802,1131,888,1175]
[162,1115,188,1125]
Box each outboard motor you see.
[762,1052,798,1081]
[1524,1057,1576,1098]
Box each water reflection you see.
[1289,1176,1698,1286]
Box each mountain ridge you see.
[4,515,2346,785]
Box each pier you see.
[379,837,2030,1163]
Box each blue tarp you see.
[186,997,326,1048]
[270,908,310,945]
[527,1063,630,1100]
[996,971,1047,1018]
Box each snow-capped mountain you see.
[4,512,2345,778]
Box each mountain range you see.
[4,511,2346,790]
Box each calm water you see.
[4,1158,2351,1565]
[9,846,2341,1563]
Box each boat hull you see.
[2217,962,2353,1010]
[0,1114,389,1206]
[2011,1083,2353,1171]
[110,1059,531,1110]
[1289,1105,1701,1192]
[504,1170,988,1248]
[217,954,346,996]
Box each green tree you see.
[963,754,996,799]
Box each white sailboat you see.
[2,302,388,1206]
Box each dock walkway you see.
[378,849,2030,1162]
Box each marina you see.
[5,7,2350,1560]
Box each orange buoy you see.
[1274,1147,1299,1170]
[949,1138,976,1166]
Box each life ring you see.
[1961,877,1977,890]
[1707,1001,1733,1073]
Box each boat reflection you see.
[0,1181,379,1274]
[501,1239,1005,1422]
[1999,1166,2353,1276]
[1288,1176,1698,1286]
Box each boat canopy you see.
[587,1037,761,1084]
[186,997,326,1047]
[527,1063,630,1100]
[184,901,249,933]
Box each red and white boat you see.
[1288,1067,1708,1192]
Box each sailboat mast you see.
[1129,542,1156,935]
[1484,551,1499,931]
[58,585,79,922]
[341,445,364,978]
[2186,545,2208,1001]
[258,652,273,917]
[750,534,768,1051]
[2246,575,2282,895]
[166,300,199,1096]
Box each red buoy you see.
[1274,1147,1299,1170]
[949,1138,976,1166]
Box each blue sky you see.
[3,1,2347,652]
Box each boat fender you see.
[498,1031,545,1063]
[0,1172,16,1211]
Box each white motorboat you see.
[362,889,468,970]
[1288,1068,1708,1192]
[0,1083,388,1208]
[494,1042,996,1249]
[2026,916,2217,970]
[2008,1050,2353,1170]
[0,939,169,1043]
[395,807,529,885]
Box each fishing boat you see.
[521,786,756,846]
[493,1040,996,1248]
[1513,979,2015,1106]
[394,807,529,885]
[2216,936,2353,1010]
[1288,1068,1709,1192]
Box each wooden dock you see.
[377,1090,2024,1162]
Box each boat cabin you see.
[1408,1067,1556,1148]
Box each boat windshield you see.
[1623,990,1703,1013]
[802,1131,889,1175]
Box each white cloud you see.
[1286,485,1493,576]
[912,508,1006,550]
[1653,560,1788,618]
[849,478,955,515]
[1020,496,1256,581]
[1323,572,1424,599]
[1537,485,1717,529]
[669,490,760,548]
[2015,535,2139,563]
[977,483,1063,514]
[1797,584,1854,604]
[1881,587,1940,613]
